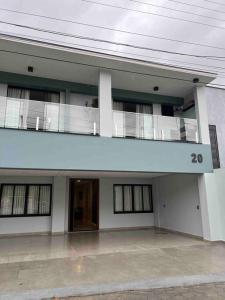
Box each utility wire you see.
[118,0,225,22]
[80,0,225,30]
[1,7,225,52]
[2,30,225,76]
[0,41,214,84]
[161,0,225,14]
[2,20,225,62]
[202,0,225,7]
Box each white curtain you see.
[39,186,51,214]
[27,186,39,214]
[6,87,30,128]
[143,186,151,211]
[124,186,132,212]
[13,186,26,215]
[0,185,13,215]
[134,186,142,211]
[113,101,124,137]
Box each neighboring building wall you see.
[206,87,225,168]
[99,177,154,229]
[153,174,203,237]
[0,176,53,235]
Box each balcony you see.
[0,96,100,135]
[0,96,199,144]
[113,111,199,143]
[0,96,212,174]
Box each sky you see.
[0,0,225,86]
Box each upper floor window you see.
[7,86,60,103]
[70,93,98,108]
[0,184,52,217]
[161,104,174,117]
[209,125,220,169]
[113,101,152,114]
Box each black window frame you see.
[113,184,153,214]
[0,184,52,218]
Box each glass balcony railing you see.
[113,110,199,143]
[0,96,100,135]
[0,97,199,143]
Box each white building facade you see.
[0,35,220,241]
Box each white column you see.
[98,71,113,137]
[194,86,210,144]
[51,177,67,234]
[194,86,218,240]
[0,84,8,127]
[153,103,162,115]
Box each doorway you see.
[69,179,99,232]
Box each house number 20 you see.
[191,153,203,163]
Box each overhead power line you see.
[80,0,225,30]
[119,0,225,22]
[1,7,225,52]
[2,30,225,76]
[202,0,225,7]
[161,0,225,14]
[0,46,213,84]
[2,20,225,62]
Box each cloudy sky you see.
[0,0,225,86]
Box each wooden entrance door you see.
[69,179,99,231]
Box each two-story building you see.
[0,34,218,241]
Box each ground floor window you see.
[0,184,52,217]
[114,184,153,214]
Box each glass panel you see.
[143,186,152,211]
[134,186,143,211]
[27,186,39,214]
[0,185,14,215]
[114,186,123,212]
[124,186,132,212]
[39,186,51,215]
[13,185,26,215]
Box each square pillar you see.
[152,103,162,115]
[194,86,219,240]
[194,86,210,144]
[51,176,67,234]
[98,71,113,137]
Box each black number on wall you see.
[191,153,203,164]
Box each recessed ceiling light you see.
[27,66,34,73]
[193,78,199,83]
[153,86,159,91]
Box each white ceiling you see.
[0,35,216,98]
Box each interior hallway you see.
[1,229,225,300]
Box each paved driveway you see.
[53,283,225,300]
[0,229,225,300]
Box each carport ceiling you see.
[0,169,169,178]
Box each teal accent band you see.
[112,88,184,105]
[0,71,183,105]
[0,129,212,173]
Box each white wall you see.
[154,174,203,237]
[0,176,53,235]
[51,176,68,233]
[99,177,154,229]
[206,87,225,168]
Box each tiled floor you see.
[0,229,225,299]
